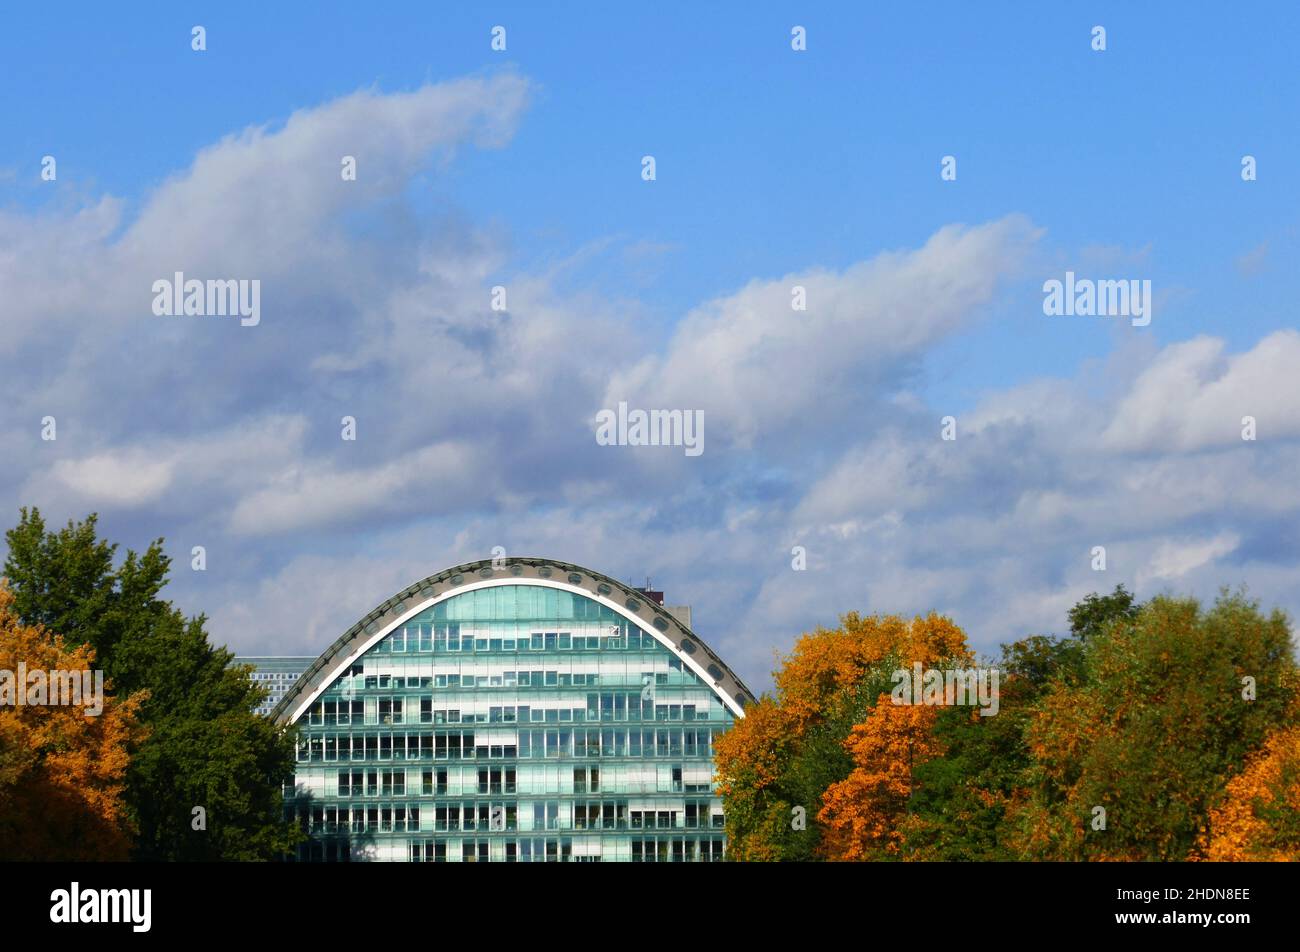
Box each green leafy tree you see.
[3,508,301,861]
[754,676,888,861]
[1018,589,1298,860]
[1067,584,1139,641]
[902,633,1086,860]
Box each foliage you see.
[818,696,942,860]
[0,585,146,860]
[899,635,1074,861]
[1014,590,1298,861]
[1067,584,1140,642]
[3,508,301,861]
[715,611,970,860]
[1202,720,1300,861]
[719,584,1299,862]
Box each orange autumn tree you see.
[714,611,971,861]
[818,699,943,860]
[0,584,145,860]
[1202,721,1300,861]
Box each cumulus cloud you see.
[20,416,310,518]
[49,453,175,507]
[606,216,1043,449]
[1137,533,1241,587]
[1,74,532,356]
[119,75,531,276]
[227,440,491,536]
[1100,331,1300,452]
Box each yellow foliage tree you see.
[1202,722,1300,861]
[0,584,146,860]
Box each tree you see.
[0,585,145,860]
[714,611,971,860]
[1201,721,1300,860]
[711,697,801,862]
[818,697,942,860]
[1015,590,1298,860]
[721,586,1297,862]
[3,509,172,695]
[900,635,1079,861]
[1067,584,1139,642]
[3,508,301,861]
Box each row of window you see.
[294,802,722,836]
[303,804,420,833]
[296,728,723,763]
[631,839,725,863]
[374,628,671,655]
[297,835,727,863]
[336,768,522,797]
[307,694,714,727]
[329,766,711,798]
[339,661,689,694]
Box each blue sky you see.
[2,2,1298,689]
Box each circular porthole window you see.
[653,617,669,631]
[450,574,464,586]
[597,583,612,596]
[680,638,696,655]
[625,598,641,612]
[538,567,553,578]
[567,572,583,585]
[707,664,723,681]
[510,565,523,576]
[478,567,494,579]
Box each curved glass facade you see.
[287,583,734,861]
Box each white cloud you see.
[21,416,310,515]
[228,441,488,536]
[1137,533,1241,587]
[605,215,1044,448]
[1101,330,1300,452]
[118,74,532,279]
[50,454,175,507]
[1,75,533,364]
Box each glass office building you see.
[272,558,753,862]
[236,656,317,717]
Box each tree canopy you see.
[715,585,1300,861]
[2,507,301,861]
[0,585,144,860]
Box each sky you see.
[1,1,1298,691]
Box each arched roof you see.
[271,557,755,724]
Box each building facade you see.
[236,656,317,717]
[270,558,753,862]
